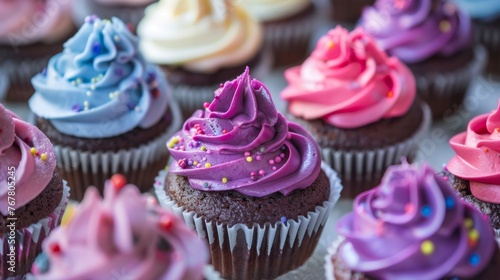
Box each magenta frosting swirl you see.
[336,163,496,279]
[31,178,208,280]
[0,104,57,216]
[447,102,500,204]
[360,0,472,63]
[281,26,415,129]
[167,68,321,197]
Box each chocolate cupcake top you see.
[452,0,500,21]
[31,174,208,280]
[137,0,263,73]
[0,104,57,216]
[241,0,311,21]
[167,68,321,197]
[281,26,415,129]
[29,16,169,138]
[336,163,496,279]
[360,0,472,63]
[447,101,500,204]
[0,0,74,46]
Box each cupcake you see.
[281,26,431,198]
[329,0,375,24]
[326,163,500,280]
[72,0,157,29]
[360,0,487,120]
[0,103,69,280]
[239,0,318,67]
[28,16,182,201]
[31,174,209,280]
[452,0,500,78]
[445,100,500,236]
[0,0,75,102]
[154,68,342,279]
[137,0,268,119]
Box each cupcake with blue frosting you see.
[28,16,181,200]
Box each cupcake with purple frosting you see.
[154,68,342,279]
[360,0,487,119]
[326,163,500,280]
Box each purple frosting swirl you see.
[167,68,321,197]
[360,0,472,63]
[336,163,496,279]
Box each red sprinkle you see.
[49,243,62,254]
[111,174,127,191]
[159,216,174,231]
[203,102,210,108]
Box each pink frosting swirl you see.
[31,176,208,280]
[447,101,500,204]
[0,104,57,216]
[280,26,416,129]
[0,0,73,46]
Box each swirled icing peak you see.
[452,0,500,21]
[0,0,74,46]
[447,101,500,204]
[360,0,472,63]
[31,175,209,280]
[137,0,263,73]
[336,163,496,279]
[281,26,415,129]
[0,104,57,216]
[29,16,169,138]
[167,68,321,197]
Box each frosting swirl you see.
[29,16,169,138]
[137,0,263,73]
[31,175,208,280]
[447,102,500,204]
[452,0,500,21]
[336,163,496,279]
[0,0,74,46]
[360,0,472,63]
[240,0,311,21]
[280,26,415,129]
[0,104,57,216]
[167,68,321,197]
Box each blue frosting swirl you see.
[29,16,169,138]
[452,0,500,21]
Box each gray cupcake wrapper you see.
[72,0,155,27]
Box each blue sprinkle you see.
[469,253,480,266]
[202,182,208,189]
[280,217,287,224]
[33,252,50,274]
[147,72,157,83]
[41,68,47,76]
[92,42,102,54]
[445,196,455,209]
[421,205,431,218]
[114,68,124,76]
[71,104,81,112]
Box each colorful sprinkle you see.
[421,240,434,255]
[246,156,253,163]
[49,243,62,254]
[404,203,414,213]
[465,218,474,229]
[92,42,102,54]
[177,159,187,169]
[386,91,394,98]
[203,182,209,189]
[484,148,489,153]
[258,170,265,176]
[468,229,479,243]
[269,159,275,165]
[327,41,334,49]
[201,146,207,151]
[222,177,228,183]
[30,147,37,155]
[203,102,210,108]
[421,205,431,217]
[275,156,282,163]
[244,151,251,157]
[222,129,227,134]
[469,253,480,266]
[440,20,451,33]
[111,174,127,191]
[71,104,81,112]
[445,196,455,209]
[159,216,174,231]
[40,153,47,161]
[256,155,261,161]
[280,217,288,223]
[260,147,265,152]
[204,163,212,168]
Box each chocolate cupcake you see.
[360,0,487,120]
[329,0,375,23]
[281,26,431,198]
[137,0,269,120]
[0,104,69,280]
[452,0,500,78]
[31,174,208,280]
[240,0,318,67]
[154,68,342,279]
[445,100,500,236]
[0,0,75,102]
[28,16,182,200]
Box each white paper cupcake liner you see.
[154,162,342,279]
[72,0,154,28]
[414,45,487,119]
[1,183,69,280]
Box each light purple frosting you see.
[336,163,496,279]
[167,68,321,197]
[360,0,472,63]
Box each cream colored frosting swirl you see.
[137,0,263,73]
[240,0,311,21]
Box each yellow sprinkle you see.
[30,147,37,155]
[201,146,207,151]
[205,163,212,168]
[222,177,228,183]
[468,229,479,242]
[465,218,474,229]
[164,165,170,171]
[246,156,253,163]
[193,161,198,166]
[61,204,76,226]
[421,240,434,255]
[40,153,47,161]
[327,41,335,49]
[440,20,451,33]
[167,142,175,148]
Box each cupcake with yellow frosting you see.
[137,0,268,119]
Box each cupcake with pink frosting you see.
[30,174,208,280]
[0,103,70,280]
[326,162,500,280]
[281,26,431,198]
[445,100,500,236]
[0,0,75,102]
[154,68,342,279]
[360,0,487,119]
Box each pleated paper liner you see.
[474,21,500,78]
